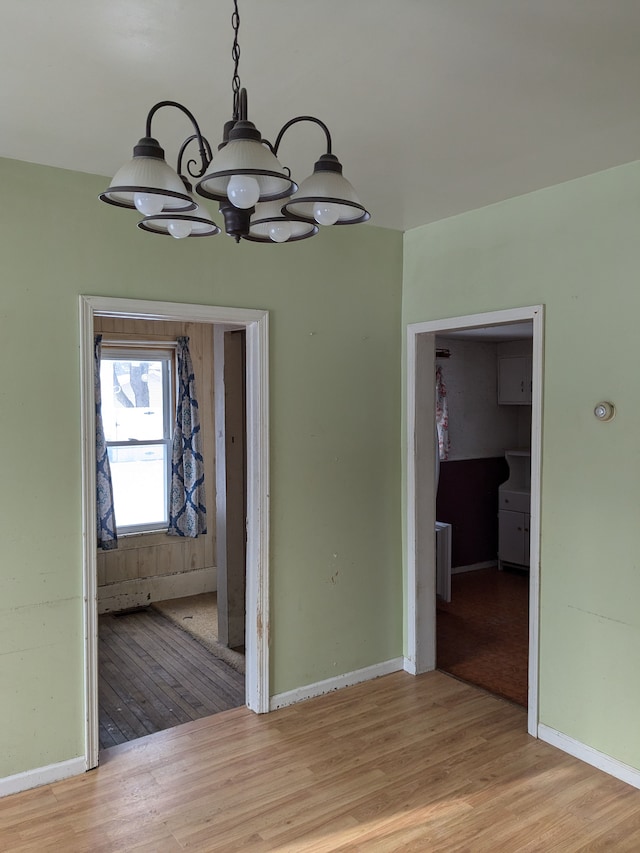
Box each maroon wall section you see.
[436,457,509,568]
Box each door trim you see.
[405,305,543,736]
[79,296,270,769]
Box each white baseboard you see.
[538,724,640,790]
[270,658,404,711]
[451,561,496,575]
[0,756,85,799]
[98,567,216,614]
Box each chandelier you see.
[99,0,370,244]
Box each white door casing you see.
[79,296,270,770]
[405,305,544,736]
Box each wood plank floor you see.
[3,671,640,852]
[99,609,245,748]
[437,566,529,706]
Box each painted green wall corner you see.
[402,160,640,771]
[0,157,403,780]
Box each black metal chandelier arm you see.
[272,116,333,157]
[255,133,292,177]
[144,100,212,175]
[177,134,214,180]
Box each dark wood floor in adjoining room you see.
[99,608,245,749]
[437,566,529,706]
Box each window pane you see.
[100,358,168,441]
[108,444,168,528]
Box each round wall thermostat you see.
[594,402,615,422]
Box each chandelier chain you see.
[231,0,241,120]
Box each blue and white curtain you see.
[95,335,118,550]
[168,336,207,537]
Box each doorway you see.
[80,296,270,769]
[434,323,533,707]
[405,305,543,736]
[94,315,247,748]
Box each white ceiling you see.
[2,0,640,232]
[438,322,533,343]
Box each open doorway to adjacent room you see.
[80,297,270,769]
[433,322,533,708]
[94,316,247,750]
[406,305,543,736]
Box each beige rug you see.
[152,592,245,674]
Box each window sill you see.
[98,529,171,551]
[118,528,169,538]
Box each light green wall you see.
[403,161,640,771]
[7,150,639,783]
[0,157,403,779]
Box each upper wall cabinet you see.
[498,355,532,404]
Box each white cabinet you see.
[498,450,531,570]
[498,509,530,568]
[498,355,532,404]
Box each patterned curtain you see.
[436,364,450,461]
[95,335,118,550]
[168,336,207,537]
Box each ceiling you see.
[438,322,533,343]
[2,0,640,232]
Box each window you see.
[100,346,174,533]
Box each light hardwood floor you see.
[2,671,640,852]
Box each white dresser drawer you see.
[499,489,530,513]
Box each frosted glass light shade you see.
[196,138,296,203]
[138,196,220,238]
[282,168,370,225]
[100,155,194,212]
[246,200,318,243]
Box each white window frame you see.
[100,342,176,534]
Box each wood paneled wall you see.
[95,317,216,612]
